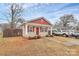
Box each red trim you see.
[36,27,39,35]
[27,17,52,25]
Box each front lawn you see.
[0,36,79,55]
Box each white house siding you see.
[39,32,48,36]
[22,24,28,37]
[22,23,52,37]
[39,26,52,36]
[49,27,53,35]
[22,26,25,37]
[26,32,36,37]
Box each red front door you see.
[36,27,39,35]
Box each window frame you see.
[27,26,34,32]
[40,27,48,32]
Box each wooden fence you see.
[3,29,22,37]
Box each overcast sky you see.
[0,3,79,24]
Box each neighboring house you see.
[21,17,53,37]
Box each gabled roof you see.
[27,17,52,25]
[21,17,53,26]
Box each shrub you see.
[45,35,54,37]
[45,35,49,37]
[28,35,41,40]
[50,35,54,37]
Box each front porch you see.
[27,25,52,37]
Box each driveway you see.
[45,36,79,46]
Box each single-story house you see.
[21,17,53,37]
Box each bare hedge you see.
[3,29,22,37]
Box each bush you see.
[3,29,22,37]
[45,35,49,37]
[28,35,41,40]
[50,35,54,37]
[45,35,53,37]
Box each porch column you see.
[50,27,52,35]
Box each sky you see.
[0,3,79,24]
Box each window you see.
[40,27,43,32]
[29,26,33,32]
[27,26,34,32]
[45,27,48,32]
[40,27,48,32]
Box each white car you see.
[52,30,74,37]
[52,30,63,35]
[71,32,79,38]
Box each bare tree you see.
[54,14,77,32]
[76,22,79,31]
[0,3,25,29]
[60,15,74,26]
[59,14,77,30]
